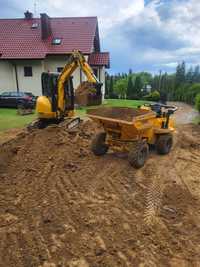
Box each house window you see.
[24,66,32,77]
[52,38,62,45]
[57,67,63,73]
[31,23,38,29]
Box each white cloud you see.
[45,0,145,36]
[106,0,200,71]
[158,62,178,68]
[1,0,200,72]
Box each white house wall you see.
[44,55,90,90]
[0,56,106,98]
[44,56,80,90]
[0,61,16,91]
[16,60,44,96]
[0,60,43,96]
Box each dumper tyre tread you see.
[156,134,173,155]
[91,132,109,156]
[128,141,149,169]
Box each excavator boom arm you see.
[57,50,100,113]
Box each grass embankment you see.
[193,116,200,125]
[76,99,147,116]
[0,99,147,132]
[0,108,36,131]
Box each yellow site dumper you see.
[87,103,177,168]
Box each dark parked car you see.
[24,92,38,102]
[0,91,36,108]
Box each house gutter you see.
[14,64,19,92]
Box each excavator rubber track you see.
[27,117,81,132]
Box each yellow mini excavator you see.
[30,50,102,129]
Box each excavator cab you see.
[41,72,59,112]
[41,72,74,113]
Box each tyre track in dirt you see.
[0,112,200,266]
[142,102,200,229]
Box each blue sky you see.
[0,0,200,74]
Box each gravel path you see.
[169,101,199,124]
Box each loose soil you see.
[87,107,152,122]
[0,103,200,267]
[170,101,199,124]
[0,128,22,146]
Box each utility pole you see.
[14,64,19,92]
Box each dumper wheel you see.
[156,134,173,155]
[91,132,109,156]
[128,141,149,168]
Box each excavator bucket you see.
[75,81,102,106]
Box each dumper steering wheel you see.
[143,103,178,115]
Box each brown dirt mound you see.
[75,82,96,95]
[178,124,200,149]
[0,121,200,267]
[87,107,153,122]
[75,82,102,107]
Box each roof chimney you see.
[24,10,33,20]
[40,13,51,40]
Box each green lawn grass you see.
[193,115,200,125]
[0,109,36,131]
[103,99,147,108]
[75,99,147,116]
[0,99,147,132]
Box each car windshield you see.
[9,92,24,97]
[10,92,17,97]
[24,92,34,97]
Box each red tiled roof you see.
[0,17,98,59]
[88,52,110,68]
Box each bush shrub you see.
[195,93,200,112]
[185,84,200,104]
[143,90,160,101]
